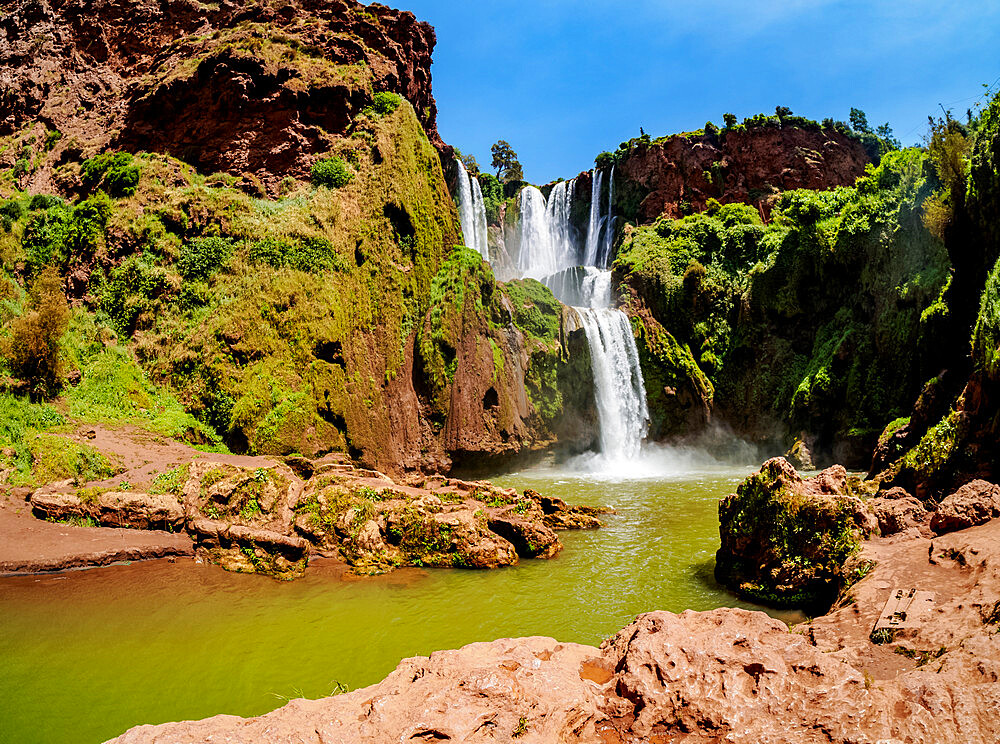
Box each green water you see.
[0,454,798,744]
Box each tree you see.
[490,140,523,183]
[6,266,69,399]
[723,113,738,129]
[876,123,901,151]
[775,105,793,118]
[849,107,871,133]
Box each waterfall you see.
[583,169,604,267]
[578,304,649,462]
[505,168,650,465]
[583,166,617,269]
[517,182,579,279]
[455,159,489,260]
[599,164,615,269]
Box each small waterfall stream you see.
[455,159,489,260]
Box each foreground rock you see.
[715,457,876,607]
[108,519,1000,743]
[930,479,1000,534]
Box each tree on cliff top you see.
[491,140,523,183]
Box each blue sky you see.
[396,0,1000,184]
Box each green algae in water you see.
[0,455,801,744]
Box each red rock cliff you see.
[0,0,445,191]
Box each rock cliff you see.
[0,0,445,193]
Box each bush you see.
[99,254,171,336]
[5,267,69,398]
[178,236,234,280]
[0,199,25,221]
[248,235,344,273]
[361,91,402,119]
[311,157,353,188]
[28,194,64,211]
[21,193,111,274]
[81,152,140,198]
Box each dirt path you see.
[0,424,274,574]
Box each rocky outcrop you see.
[582,124,870,225]
[716,458,876,608]
[30,487,185,530]
[22,452,607,578]
[0,0,445,192]
[930,479,1000,534]
[870,487,928,535]
[108,519,1000,743]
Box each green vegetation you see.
[717,459,866,608]
[81,152,141,198]
[361,91,402,120]
[617,147,949,452]
[311,157,353,188]
[490,140,523,184]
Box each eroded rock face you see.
[871,487,928,535]
[606,126,870,223]
[930,479,1000,534]
[30,490,185,531]
[716,457,876,608]
[28,453,606,578]
[0,0,445,191]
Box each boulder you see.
[931,479,1000,534]
[487,511,562,559]
[716,458,876,608]
[31,490,184,530]
[871,487,927,535]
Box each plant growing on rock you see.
[311,156,353,188]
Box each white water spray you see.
[507,167,650,466]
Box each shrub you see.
[311,157,353,188]
[177,236,234,279]
[99,253,171,336]
[28,194,64,211]
[361,91,402,119]
[723,113,738,129]
[6,267,69,398]
[704,121,719,136]
[80,152,140,198]
[0,199,25,221]
[21,193,111,274]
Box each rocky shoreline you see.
[105,509,1000,743]
[1,426,608,579]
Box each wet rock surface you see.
[107,519,1000,744]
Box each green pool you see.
[0,449,797,744]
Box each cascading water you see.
[455,159,489,260]
[508,167,649,465]
[518,184,580,279]
[583,169,604,267]
[577,305,649,462]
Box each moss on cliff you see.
[616,148,950,461]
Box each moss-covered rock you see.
[716,457,876,609]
